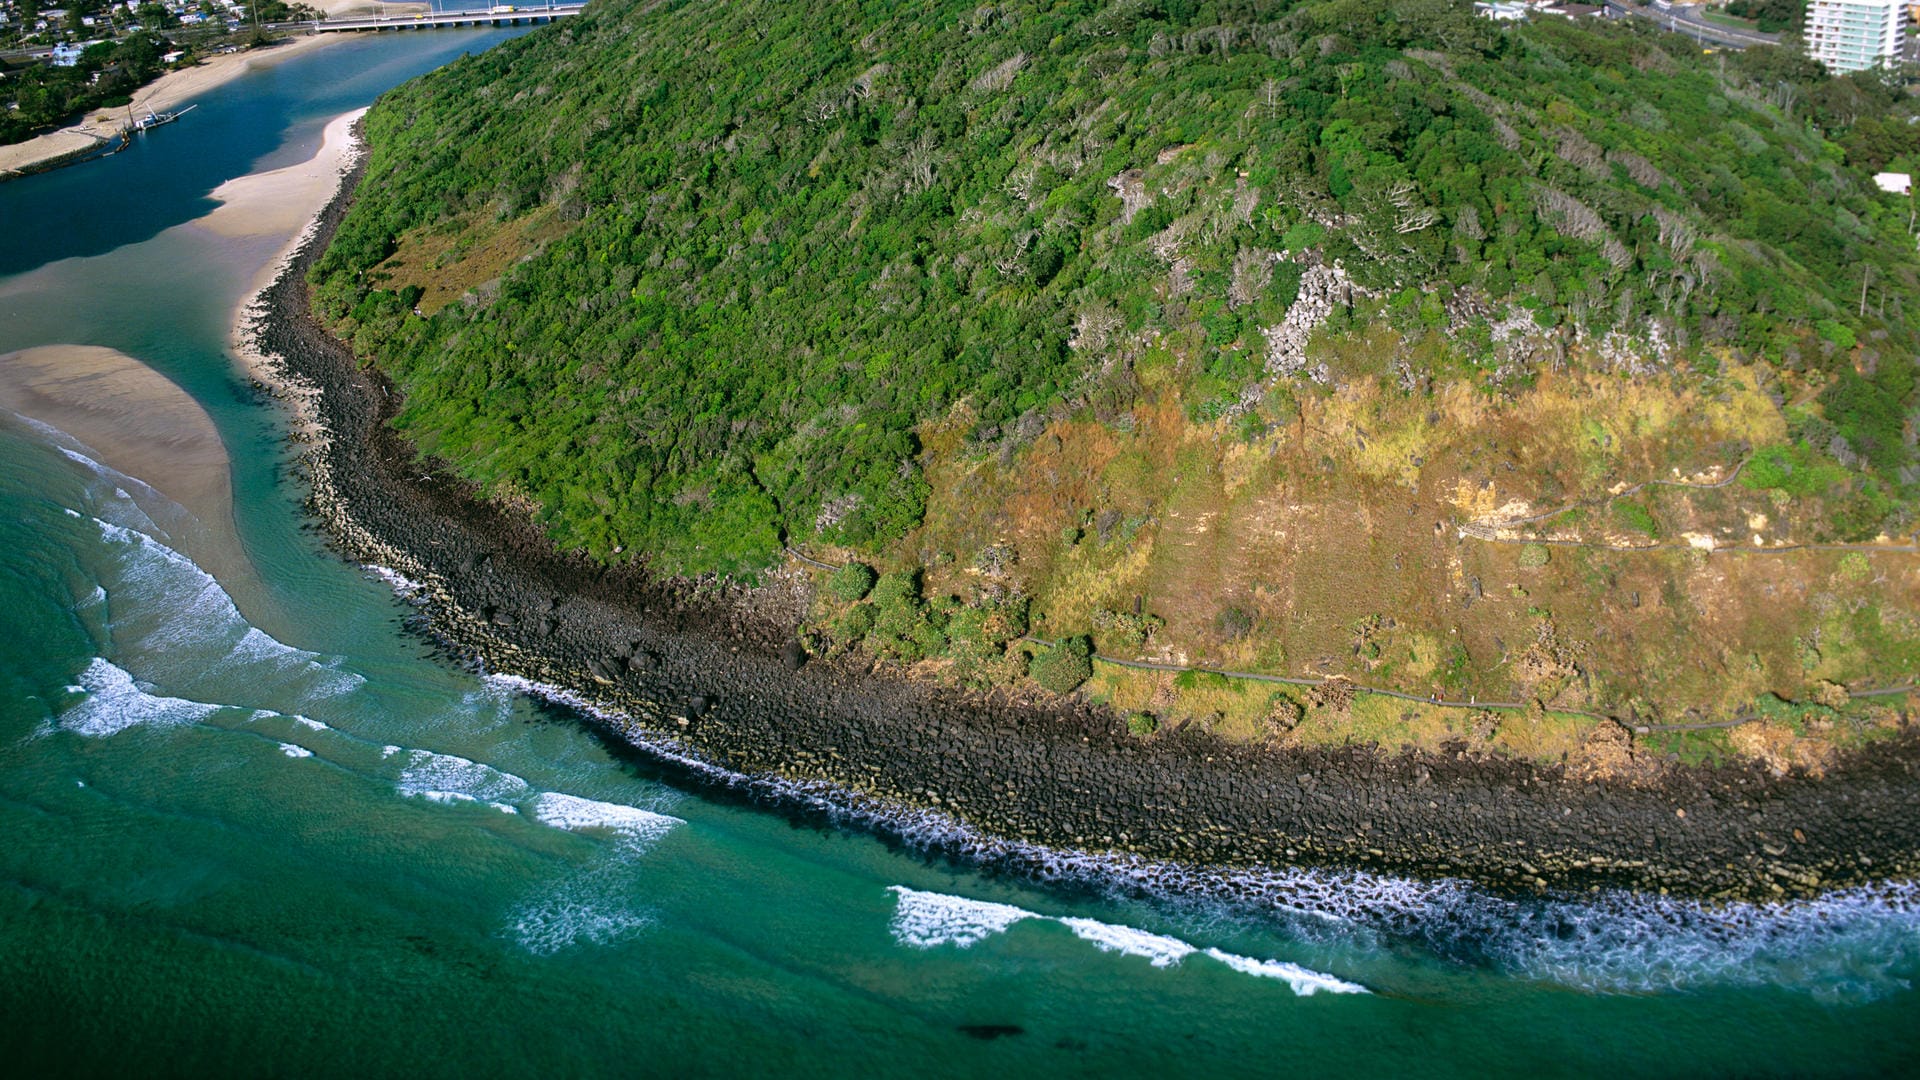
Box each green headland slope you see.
[311,0,1920,761]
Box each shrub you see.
[1518,543,1551,568]
[1126,711,1159,736]
[1263,695,1304,737]
[828,561,877,602]
[1215,605,1255,640]
[1091,608,1164,652]
[1032,635,1094,694]
[866,567,946,661]
[1814,318,1856,350]
[1611,500,1660,538]
[834,603,874,642]
[1173,669,1232,692]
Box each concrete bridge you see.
[303,3,586,33]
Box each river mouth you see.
[3,25,1919,1076]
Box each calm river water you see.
[2,28,1918,1078]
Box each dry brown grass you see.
[908,348,1920,752]
[372,207,573,315]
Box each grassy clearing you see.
[889,335,1917,759]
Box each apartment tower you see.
[1805,0,1906,73]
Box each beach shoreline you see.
[240,119,1920,905]
[227,106,369,449]
[0,34,343,180]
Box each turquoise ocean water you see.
[2,29,1919,1078]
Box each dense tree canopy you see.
[312,0,1920,575]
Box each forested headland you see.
[311,0,1920,755]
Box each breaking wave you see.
[506,792,684,956]
[887,886,1367,995]
[483,671,1920,1001]
[88,516,364,702]
[529,791,683,844]
[57,656,223,737]
[395,748,531,805]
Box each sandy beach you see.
[0,33,343,178]
[222,106,369,446]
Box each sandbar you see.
[0,345,231,528]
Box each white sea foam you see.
[887,888,1366,991]
[506,794,680,957]
[530,791,683,844]
[482,666,1919,1000]
[1480,880,1920,1000]
[54,444,174,534]
[1060,917,1196,968]
[510,891,653,956]
[293,716,327,731]
[364,563,427,596]
[395,749,530,804]
[1203,948,1369,995]
[279,742,313,759]
[90,517,364,700]
[58,657,222,736]
[888,886,1037,948]
[492,803,519,814]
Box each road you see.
[1603,0,1781,50]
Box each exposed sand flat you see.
[203,107,369,249]
[0,345,231,527]
[0,344,273,609]
[0,129,111,176]
[0,34,342,178]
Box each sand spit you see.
[0,344,262,594]
[227,107,368,446]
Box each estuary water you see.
[3,30,1919,1078]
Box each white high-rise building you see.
[1804,0,1906,74]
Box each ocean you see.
[2,27,1917,1078]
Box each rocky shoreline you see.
[247,133,1920,904]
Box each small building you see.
[161,50,185,64]
[1475,1,1530,19]
[1874,171,1913,195]
[50,43,86,67]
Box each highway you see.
[1602,0,1781,50]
